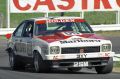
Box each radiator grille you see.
[61,46,100,54]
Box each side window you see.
[22,21,34,37]
[14,22,26,37]
[35,24,47,35]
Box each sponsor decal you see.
[47,19,75,23]
[63,32,82,36]
[77,54,87,58]
[36,19,85,24]
[105,53,110,57]
[10,0,120,13]
[99,53,110,57]
[53,55,59,60]
[60,39,101,44]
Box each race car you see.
[6,17,115,74]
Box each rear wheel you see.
[68,68,82,72]
[33,52,50,73]
[95,57,113,74]
[9,50,25,70]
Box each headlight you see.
[50,46,60,54]
[102,44,111,52]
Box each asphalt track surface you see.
[0,36,120,79]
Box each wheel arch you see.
[33,46,46,60]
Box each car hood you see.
[36,32,105,43]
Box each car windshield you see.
[35,22,94,35]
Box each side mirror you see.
[6,33,12,39]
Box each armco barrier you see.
[114,54,120,61]
[0,28,15,35]
[0,24,120,35]
[91,24,120,31]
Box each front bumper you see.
[45,52,115,68]
[46,52,115,60]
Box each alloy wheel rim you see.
[34,54,39,71]
[9,53,14,67]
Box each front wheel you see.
[95,57,113,74]
[33,52,50,73]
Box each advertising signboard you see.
[10,0,120,13]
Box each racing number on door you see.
[73,62,88,67]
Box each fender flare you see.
[33,46,47,60]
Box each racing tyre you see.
[68,68,82,72]
[9,51,24,70]
[95,57,113,74]
[33,52,50,73]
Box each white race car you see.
[6,17,115,74]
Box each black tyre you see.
[68,68,82,72]
[33,52,50,73]
[9,52,19,70]
[8,50,25,70]
[95,57,113,74]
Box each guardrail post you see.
[7,0,10,28]
[0,13,3,28]
[116,11,120,24]
[118,11,120,24]
[80,12,84,18]
[44,12,49,17]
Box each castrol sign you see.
[10,0,120,13]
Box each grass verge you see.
[114,61,120,67]
[113,62,120,72]
[0,35,6,40]
[113,67,120,73]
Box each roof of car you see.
[30,16,84,21]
